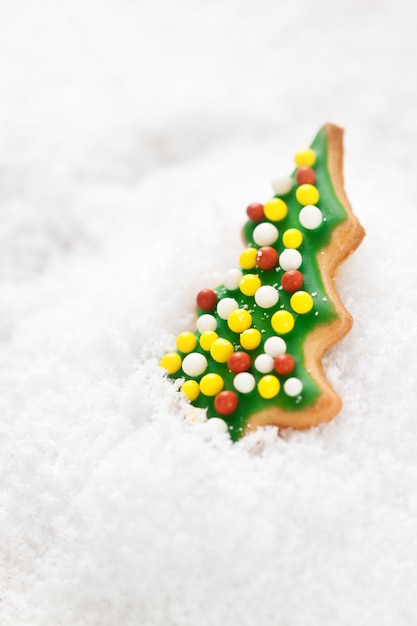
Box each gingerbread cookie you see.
[160,124,365,440]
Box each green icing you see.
[167,126,348,441]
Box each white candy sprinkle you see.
[203,417,229,436]
[253,222,279,246]
[284,377,303,397]
[279,248,302,271]
[196,314,217,333]
[182,353,208,377]
[299,205,323,229]
[233,372,256,394]
[223,268,243,291]
[271,175,293,195]
[217,297,239,320]
[264,336,287,357]
[254,285,279,309]
[254,353,274,373]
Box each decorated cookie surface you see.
[160,124,365,441]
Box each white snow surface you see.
[1,1,417,624]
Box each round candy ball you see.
[228,309,252,333]
[296,184,319,206]
[264,336,287,357]
[176,332,197,354]
[203,417,229,436]
[271,176,293,195]
[253,223,279,246]
[160,352,182,374]
[258,375,280,399]
[281,270,304,292]
[233,372,256,394]
[200,373,224,396]
[182,353,208,377]
[199,331,219,351]
[223,268,242,291]
[279,249,302,271]
[239,274,262,296]
[299,205,323,230]
[181,379,200,401]
[294,148,316,167]
[228,351,251,373]
[290,291,314,314]
[210,338,234,363]
[196,314,217,333]
[246,202,265,222]
[240,328,262,350]
[214,390,238,415]
[295,166,316,185]
[264,198,288,222]
[282,228,303,249]
[239,248,258,270]
[196,289,217,311]
[254,353,274,373]
[283,377,303,397]
[273,354,295,375]
[254,285,279,309]
[271,310,295,335]
[217,297,239,320]
[256,246,279,270]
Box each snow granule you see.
[1,1,417,625]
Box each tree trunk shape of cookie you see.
[160,124,365,441]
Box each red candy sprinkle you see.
[274,354,295,376]
[196,289,218,311]
[214,390,238,415]
[256,246,279,270]
[281,270,304,292]
[227,351,251,373]
[295,167,316,185]
[246,202,265,222]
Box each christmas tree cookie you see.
[160,124,365,441]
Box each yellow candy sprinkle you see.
[294,148,316,167]
[282,228,303,249]
[258,375,280,399]
[239,274,262,296]
[176,332,197,354]
[290,291,314,314]
[228,309,252,333]
[160,352,182,374]
[210,338,234,363]
[240,328,262,350]
[264,198,288,222]
[200,373,224,396]
[239,248,258,270]
[199,331,219,351]
[181,380,200,401]
[271,310,295,334]
[296,184,319,206]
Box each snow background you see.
[1,0,417,624]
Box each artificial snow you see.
[1,1,417,625]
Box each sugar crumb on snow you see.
[1,1,417,625]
